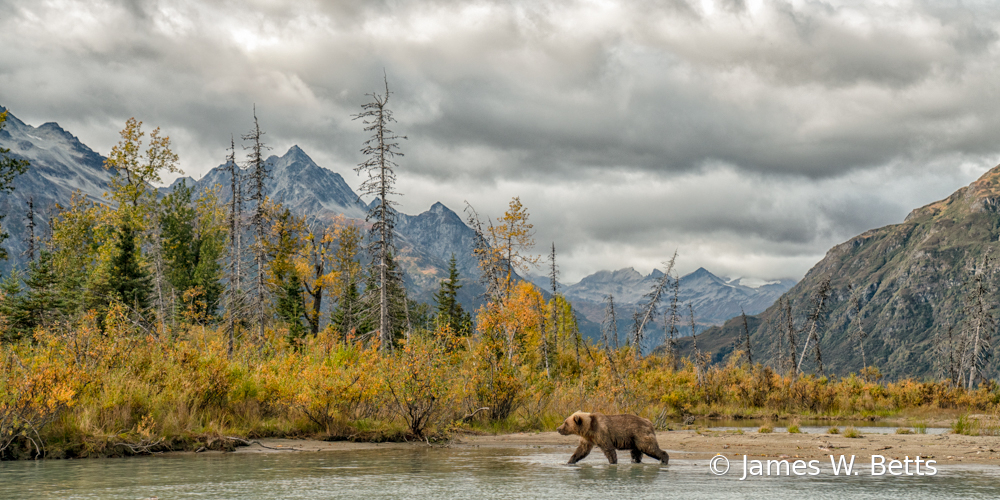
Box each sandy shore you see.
[236,430,1000,465]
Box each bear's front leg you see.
[568,441,593,464]
[601,447,618,464]
[630,449,643,463]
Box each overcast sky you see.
[2,0,999,283]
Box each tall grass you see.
[4,305,1000,460]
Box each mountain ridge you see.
[689,163,1000,379]
[0,107,793,339]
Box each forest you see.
[1,85,999,461]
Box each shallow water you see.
[2,447,999,500]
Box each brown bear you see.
[556,411,669,465]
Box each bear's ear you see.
[573,415,582,426]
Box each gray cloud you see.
[1,0,999,282]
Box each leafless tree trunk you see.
[848,284,868,371]
[663,275,680,370]
[24,197,36,261]
[465,202,505,304]
[148,207,167,339]
[740,307,752,365]
[797,276,830,375]
[603,293,618,351]
[630,252,676,356]
[222,135,246,357]
[783,298,797,375]
[963,254,995,389]
[353,75,406,353]
[690,304,706,385]
[243,109,272,349]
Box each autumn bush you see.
[4,288,1000,460]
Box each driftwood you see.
[462,407,490,422]
[224,436,301,451]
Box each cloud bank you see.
[1,0,998,281]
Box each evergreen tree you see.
[106,223,152,311]
[0,270,29,341]
[160,180,224,323]
[266,206,307,343]
[275,266,307,343]
[161,181,198,292]
[434,254,470,335]
[22,250,65,330]
[98,118,179,320]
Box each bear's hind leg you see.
[639,439,669,464]
[601,447,618,464]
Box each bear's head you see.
[557,411,592,436]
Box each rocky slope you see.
[698,164,1000,379]
[0,107,113,274]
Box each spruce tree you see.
[107,223,152,311]
[275,267,307,343]
[22,250,65,330]
[0,270,29,341]
[434,254,470,335]
[160,180,224,323]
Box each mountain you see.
[0,107,113,274]
[192,145,368,219]
[187,146,487,307]
[692,164,1000,379]
[0,107,792,342]
[562,266,794,326]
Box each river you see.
[2,447,999,499]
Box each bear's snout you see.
[557,422,568,435]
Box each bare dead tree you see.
[962,254,995,389]
[797,276,831,375]
[602,293,618,351]
[848,284,868,371]
[148,202,167,339]
[936,325,961,387]
[222,135,246,357]
[630,252,677,356]
[24,197,36,261]
[689,304,707,385]
[243,108,272,347]
[353,75,406,352]
[548,242,559,363]
[663,273,680,369]
[464,202,505,303]
[740,307,752,365]
[782,297,798,374]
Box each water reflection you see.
[1,447,998,500]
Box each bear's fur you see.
[556,411,669,465]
